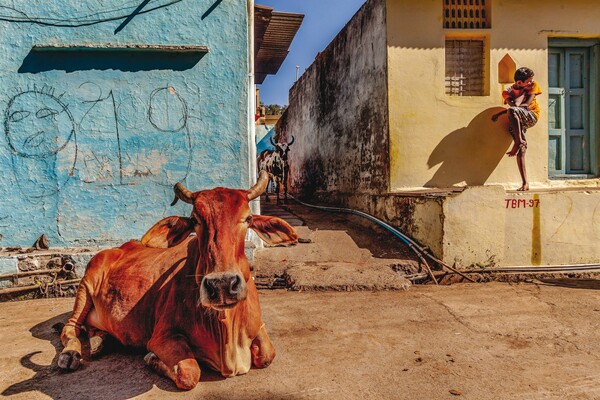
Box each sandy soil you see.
[2,281,600,399]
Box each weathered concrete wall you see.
[337,187,600,268]
[284,0,389,200]
[282,0,600,267]
[443,187,600,268]
[0,0,250,247]
[504,189,600,266]
[443,186,507,267]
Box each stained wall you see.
[283,0,389,201]
[284,0,600,267]
[0,0,251,246]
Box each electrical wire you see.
[0,1,185,28]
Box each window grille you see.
[443,0,490,29]
[445,39,485,96]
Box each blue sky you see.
[257,0,366,106]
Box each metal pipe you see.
[0,268,63,280]
[0,278,81,295]
[459,264,600,274]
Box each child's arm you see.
[520,92,536,108]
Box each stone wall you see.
[283,0,389,202]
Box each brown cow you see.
[58,171,297,390]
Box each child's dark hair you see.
[514,67,534,82]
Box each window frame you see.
[444,36,489,97]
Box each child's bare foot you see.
[517,183,529,191]
[506,146,519,157]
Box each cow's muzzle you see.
[200,272,247,310]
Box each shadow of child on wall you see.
[425,107,512,188]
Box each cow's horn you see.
[288,135,295,146]
[171,182,195,206]
[248,170,269,200]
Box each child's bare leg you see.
[507,109,523,157]
[516,147,529,191]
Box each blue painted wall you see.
[256,125,276,154]
[0,0,250,246]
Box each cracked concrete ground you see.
[2,281,600,399]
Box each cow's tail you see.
[58,281,94,370]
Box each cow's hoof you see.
[89,335,104,356]
[58,350,82,370]
[175,359,200,390]
[253,358,271,368]
[144,351,158,365]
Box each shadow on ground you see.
[1,312,226,399]
[262,197,419,262]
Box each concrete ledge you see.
[0,241,259,284]
[283,262,411,291]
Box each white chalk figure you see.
[120,86,191,186]
[4,89,77,201]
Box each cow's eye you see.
[244,215,253,224]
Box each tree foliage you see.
[260,103,288,116]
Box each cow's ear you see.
[250,215,298,245]
[141,216,195,248]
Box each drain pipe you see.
[286,195,600,280]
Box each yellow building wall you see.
[386,0,600,191]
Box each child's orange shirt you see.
[502,81,542,119]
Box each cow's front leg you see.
[283,172,289,204]
[147,333,200,390]
[251,323,276,368]
[59,282,94,370]
[275,181,281,204]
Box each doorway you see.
[548,40,599,177]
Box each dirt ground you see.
[2,281,600,400]
[3,199,600,399]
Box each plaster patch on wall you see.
[122,150,169,182]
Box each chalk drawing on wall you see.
[148,86,189,132]
[3,83,194,198]
[3,86,77,201]
[77,81,123,185]
[77,83,193,186]
[143,86,193,186]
